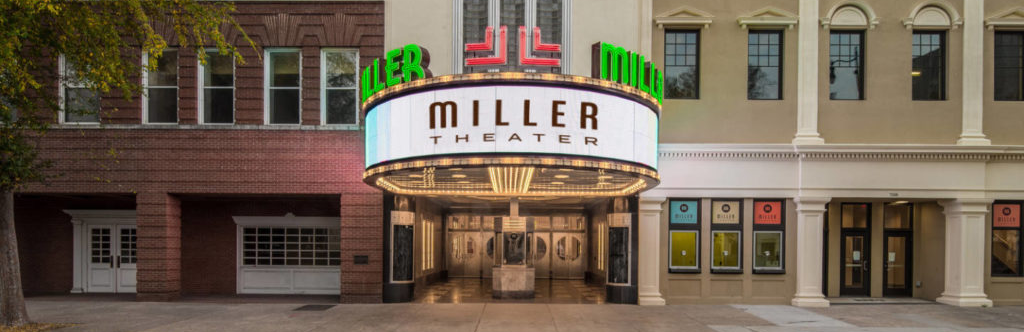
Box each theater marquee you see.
[361,42,662,198]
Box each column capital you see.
[794,196,831,212]
[939,198,994,215]
[639,195,666,213]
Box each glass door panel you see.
[884,234,911,296]
[841,234,869,296]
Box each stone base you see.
[937,294,993,307]
[492,266,534,299]
[791,296,830,308]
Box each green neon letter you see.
[361,65,373,102]
[402,44,427,82]
[600,42,614,80]
[372,58,385,95]
[384,48,402,87]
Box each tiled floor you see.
[413,278,606,304]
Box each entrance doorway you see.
[883,203,913,297]
[86,224,137,293]
[840,203,870,296]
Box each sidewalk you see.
[23,298,1024,332]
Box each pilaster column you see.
[135,192,181,301]
[69,218,83,293]
[638,195,666,305]
[793,0,825,145]
[792,196,830,307]
[958,0,991,145]
[937,199,993,307]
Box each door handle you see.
[863,259,869,272]
[116,256,121,268]
[109,257,114,268]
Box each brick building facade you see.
[15,1,386,302]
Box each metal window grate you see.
[242,227,341,266]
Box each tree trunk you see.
[0,190,29,327]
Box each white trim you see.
[903,1,962,30]
[654,5,714,29]
[232,215,340,228]
[197,49,236,125]
[320,48,360,127]
[264,48,303,125]
[710,230,742,271]
[752,230,785,271]
[821,1,879,30]
[737,6,799,30]
[985,7,1024,30]
[142,49,180,124]
[794,0,823,144]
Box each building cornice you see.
[659,144,1024,162]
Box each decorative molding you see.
[798,152,992,161]
[903,1,962,29]
[985,7,1024,30]
[655,5,714,29]
[63,210,136,224]
[737,6,799,30]
[821,1,879,29]
[658,144,1024,162]
[233,214,340,227]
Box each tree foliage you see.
[0,0,255,191]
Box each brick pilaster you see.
[135,192,182,301]
[339,192,383,303]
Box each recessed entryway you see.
[66,210,138,294]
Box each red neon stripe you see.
[518,26,560,67]
[464,26,493,51]
[465,26,507,66]
[532,27,561,52]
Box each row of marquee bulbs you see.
[408,167,614,194]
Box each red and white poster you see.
[754,201,782,225]
[994,204,1021,228]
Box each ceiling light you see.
[911,71,921,77]
[457,181,471,184]
[452,174,466,178]
[551,181,564,185]
[554,174,569,179]
[409,174,423,178]
[597,182,611,186]
[450,168,463,171]
[488,166,535,194]
[597,175,612,179]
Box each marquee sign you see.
[364,82,658,169]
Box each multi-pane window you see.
[912,31,946,100]
[61,56,100,123]
[992,201,1022,276]
[753,200,784,272]
[200,52,234,124]
[665,31,700,99]
[995,32,1024,101]
[144,49,179,123]
[829,31,865,100]
[748,31,783,100]
[119,228,137,264]
[321,49,359,125]
[90,228,111,264]
[241,227,341,267]
[460,0,567,74]
[711,200,742,272]
[266,49,301,124]
[668,199,700,272]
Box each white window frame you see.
[232,216,340,295]
[711,230,742,271]
[668,230,700,270]
[319,48,360,127]
[752,230,784,272]
[197,49,235,125]
[264,48,302,125]
[141,49,179,124]
[453,0,572,74]
[59,54,101,125]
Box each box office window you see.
[829,31,865,100]
[266,49,301,124]
[753,200,785,272]
[992,202,1022,276]
[144,49,179,124]
[200,52,235,124]
[711,200,742,272]
[912,31,946,101]
[748,30,783,100]
[61,55,100,123]
[665,30,700,99]
[995,32,1024,101]
[322,49,359,125]
[668,199,701,272]
[241,227,341,267]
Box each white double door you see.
[86,224,137,293]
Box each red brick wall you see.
[179,197,341,295]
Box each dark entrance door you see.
[840,203,871,296]
[883,233,912,296]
